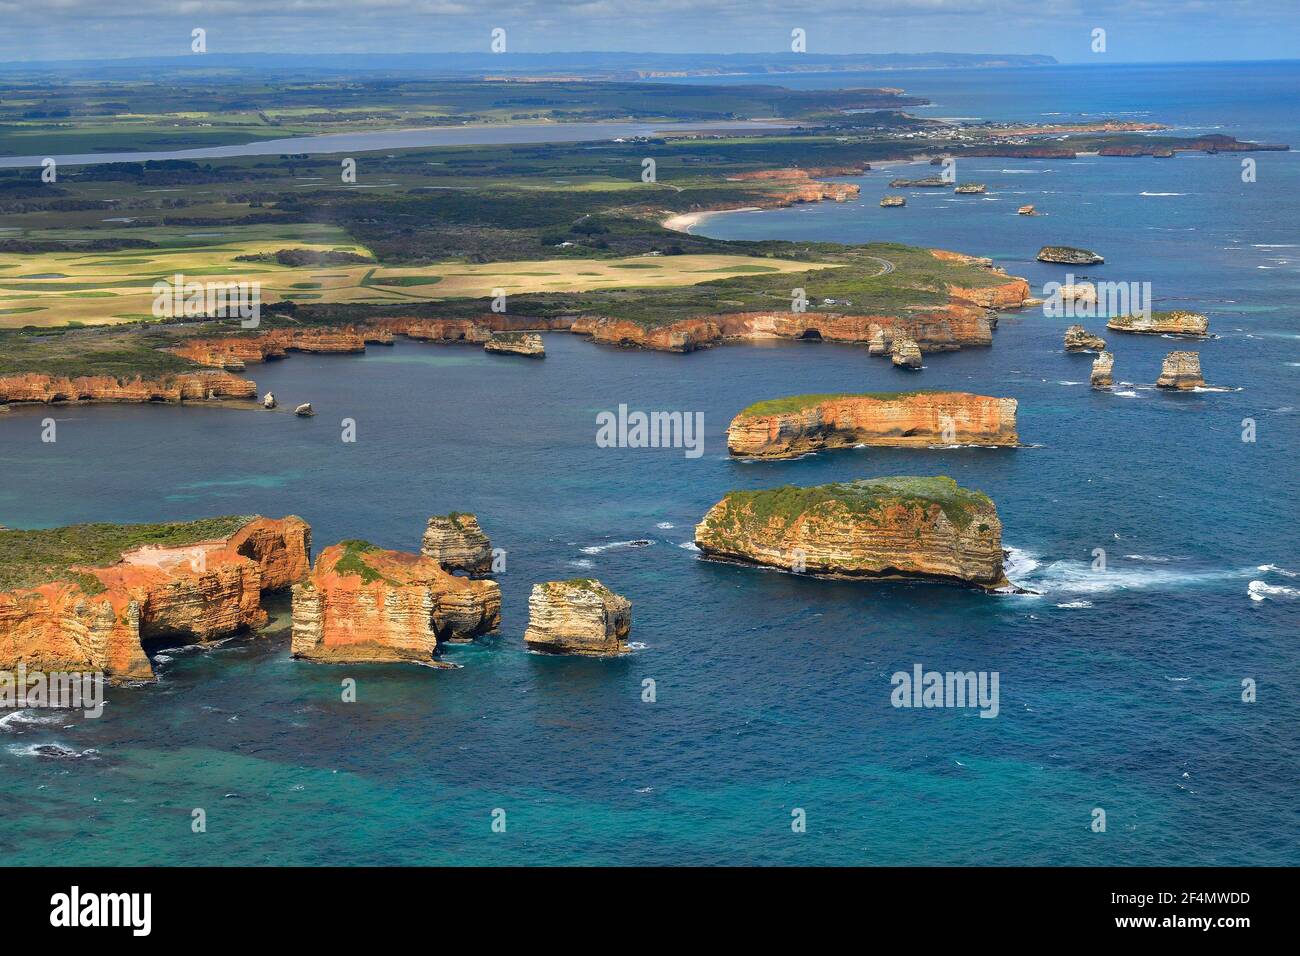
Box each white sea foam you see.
[1258,564,1297,577]
[1015,558,1256,596]
[1140,192,1185,196]
[579,539,654,554]
[567,559,595,569]
[656,522,675,529]
[1248,580,1299,601]
[0,710,65,731]
[1055,600,1093,609]
[1124,554,1173,562]
[678,541,700,552]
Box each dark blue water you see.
[1,62,1297,866]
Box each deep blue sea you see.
[1,61,1296,866]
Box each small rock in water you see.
[294,402,315,417]
[262,391,277,409]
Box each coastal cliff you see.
[168,327,390,368]
[694,476,1010,590]
[726,392,1018,458]
[290,541,500,665]
[0,516,311,681]
[0,371,256,405]
[1107,310,1209,336]
[523,579,632,656]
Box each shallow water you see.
[0,62,1296,866]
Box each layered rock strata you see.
[891,337,922,368]
[1037,246,1104,265]
[290,542,501,664]
[484,331,545,357]
[1107,310,1208,336]
[694,477,1010,590]
[726,392,1019,459]
[1064,325,1107,351]
[421,514,493,575]
[1156,351,1205,389]
[1090,351,1114,388]
[522,579,632,656]
[0,516,311,681]
[0,372,255,405]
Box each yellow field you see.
[0,226,837,328]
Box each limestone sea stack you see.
[694,477,1010,590]
[294,403,315,417]
[1037,245,1103,265]
[727,391,1018,459]
[484,331,545,358]
[1091,351,1114,388]
[523,579,632,656]
[1017,205,1036,216]
[954,183,987,194]
[880,195,906,208]
[262,391,277,409]
[1156,351,1205,389]
[1107,310,1209,336]
[0,515,311,681]
[421,513,493,575]
[891,337,923,368]
[1064,325,1107,351]
[290,541,501,665]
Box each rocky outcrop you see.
[1156,351,1204,390]
[888,177,950,188]
[570,316,722,352]
[290,542,501,664]
[523,579,631,656]
[726,168,860,206]
[421,514,493,575]
[294,403,314,417]
[0,371,255,406]
[954,183,986,194]
[168,327,384,369]
[1064,325,1107,351]
[262,391,277,409]
[0,516,311,682]
[1090,351,1114,388]
[891,337,922,368]
[880,195,906,207]
[694,476,1010,590]
[726,391,1018,459]
[1037,246,1104,265]
[484,331,545,357]
[1107,310,1208,336]
[1017,205,1036,216]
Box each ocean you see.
[1,61,1296,866]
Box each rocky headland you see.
[523,579,632,656]
[726,391,1019,459]
[0,515,310,681]
[694,476,1010,590]
[290,541,501,665]
[1107,310,1208,336]
[0,371,256,406]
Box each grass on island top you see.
[738,391,935,417]
[330,539,396,585]
[713,477,993,533]
[0,515,254,594]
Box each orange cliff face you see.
[727,392,1019,459]
[0,517,312,682]
[726,168,861,206]
[290,543,501,665]
[168,327,388,369]
[0,371,256,405]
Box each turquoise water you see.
[1,62,1297,866]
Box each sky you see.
[0,0,1296,65]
